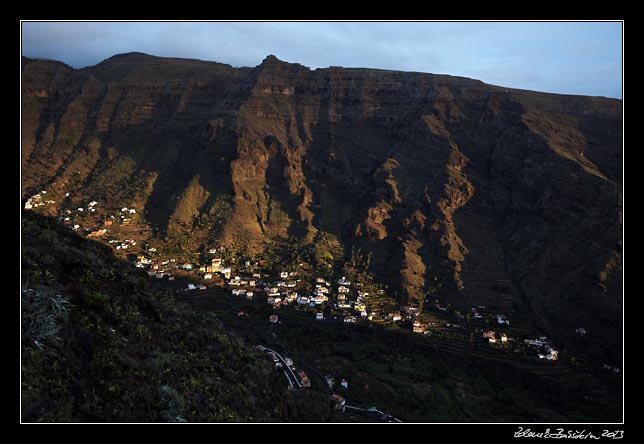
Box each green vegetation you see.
[22,289,72,351]
[266,198,289,227]
[208,196,232,231]
[21,212,344,423]
[210,298,619,423]
[311,231,342,269]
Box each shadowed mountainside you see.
[21,52,623,368]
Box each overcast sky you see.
[21,21,622,99]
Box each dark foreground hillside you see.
[21,212,342,422]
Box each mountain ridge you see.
[21,52,623,369]
[24,51,623,100]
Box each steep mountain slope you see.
[21,53,623,367]
[21,211,343,422]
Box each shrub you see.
[22,288,72,350]
[159,385,187,422]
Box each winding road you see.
[191,288,403,422]
[257,345,301,389]
[344,404,402,422]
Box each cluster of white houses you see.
[111,238,137,250]
[26,198,567,366]
[524,336,559,360]
[31,193,149,241]
[72,199,99,214]
[25,191,101,217]
[132,256,235,286]
[479,318,559,360]
[482,330,509,344]
[24,191,56,210]
[226,268,437,335]
[227,273,392,324]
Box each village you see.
[22,189,623,422]
[24,191,589,369]
[130,246,565,366]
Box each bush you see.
[159,385,187,422]
[22,288,72,350]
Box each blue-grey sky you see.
[21,21,623,99]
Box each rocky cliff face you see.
[22,53,623,364]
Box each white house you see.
[314,295,327,304]
[297,296,310,305]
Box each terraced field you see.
[169,271,620,423]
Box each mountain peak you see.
[257,54,310,74]
[258,54,292,70]
[261,54,283,64]
[101,52,156,63]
